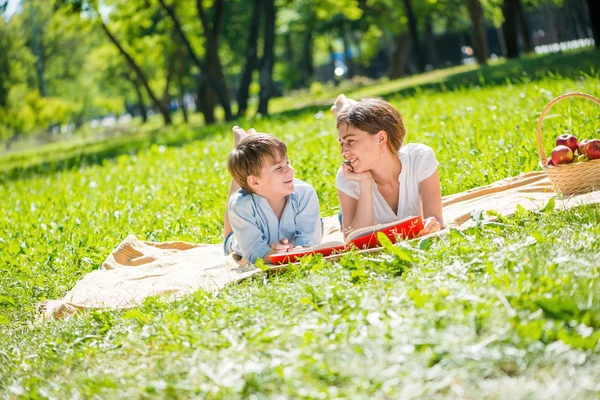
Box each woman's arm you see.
[420,169,444,232]
[338,181,375,238]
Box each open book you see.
[269,215,424,264]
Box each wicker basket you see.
[538,92,600,196]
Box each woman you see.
[331,95,443,237]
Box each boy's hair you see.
[228,134,288,194]
[336,97,406,155]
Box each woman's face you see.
[338,123,384,173]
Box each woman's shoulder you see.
[400,143,439,181]
[400,142,435,157]
[400,143,437,163]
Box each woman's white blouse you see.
[336,143,439,225]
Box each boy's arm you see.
[293,186,323,247]
[228,204,273,264]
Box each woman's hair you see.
[336,97,406,154]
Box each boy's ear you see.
[247,175,259,189]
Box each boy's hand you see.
[269,238,294,253]
[263,238,295,263]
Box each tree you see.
[28,0,47,97]
[257,0,276,115]
[467,0,488,64]
[515,0,532,53]
[275,0,362,89]
[502,0,520,58]
[55,0,174,125]
[98,18,172,125]
[585,0,599,49]
[236,0,262,117]
[158,0,233,123]
[401,0,425,72]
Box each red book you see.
[269,215,424,264]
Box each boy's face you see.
[249,154,295,199]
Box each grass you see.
[1,48,600,398]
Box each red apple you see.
[578,139,589,156]
[556,134,579,153]
[547,159,555,166]
[584,139,600,160]
[551,145,574,165]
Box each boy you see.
[223,127,322,264]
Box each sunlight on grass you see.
[1,50,600,398]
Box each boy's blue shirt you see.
[227,178,322,263]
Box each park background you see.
[1,0,600,398]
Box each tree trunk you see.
[299,24,314,87]
[424,20,437,68]
[387,33,410,79]
[284,31,294,61]
[496,26,507,57]
[468,0,488,65]
[328,36,337,83]
[99,21,171,125]
[177,45,188,123]
[586,0,600,48]
[515,0,532,53]
[402,0,425,72]
[198,73,216,124]
[132,77,148,123]
[342,22,354,79]
[162,51,176,111]
[158,0,232,121]
[258,0,275,115]
[237,0,262,117]
[502,0,520,58]
[29,1,46,97]
[196,0,233,121]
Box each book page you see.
[283,240,345,255]
[345,216,419,242]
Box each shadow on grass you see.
[2,49,599,183]
[0,123,230,183]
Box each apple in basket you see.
[578,139,589,156]
[584,139,600,160]
[556,134,579,153]
[551,145,573,165]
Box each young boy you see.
[223,127,323,264]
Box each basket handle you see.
[537,92,600,165]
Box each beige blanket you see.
[41,172,600,319]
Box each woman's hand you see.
[342,163,372,184]
[418,217,441,237]
[331,94,357,116]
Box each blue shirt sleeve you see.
[228,198,272,264]
[293,185,323,247]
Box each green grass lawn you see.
[1,49,600,398]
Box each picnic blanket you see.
[41,171,600,320]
